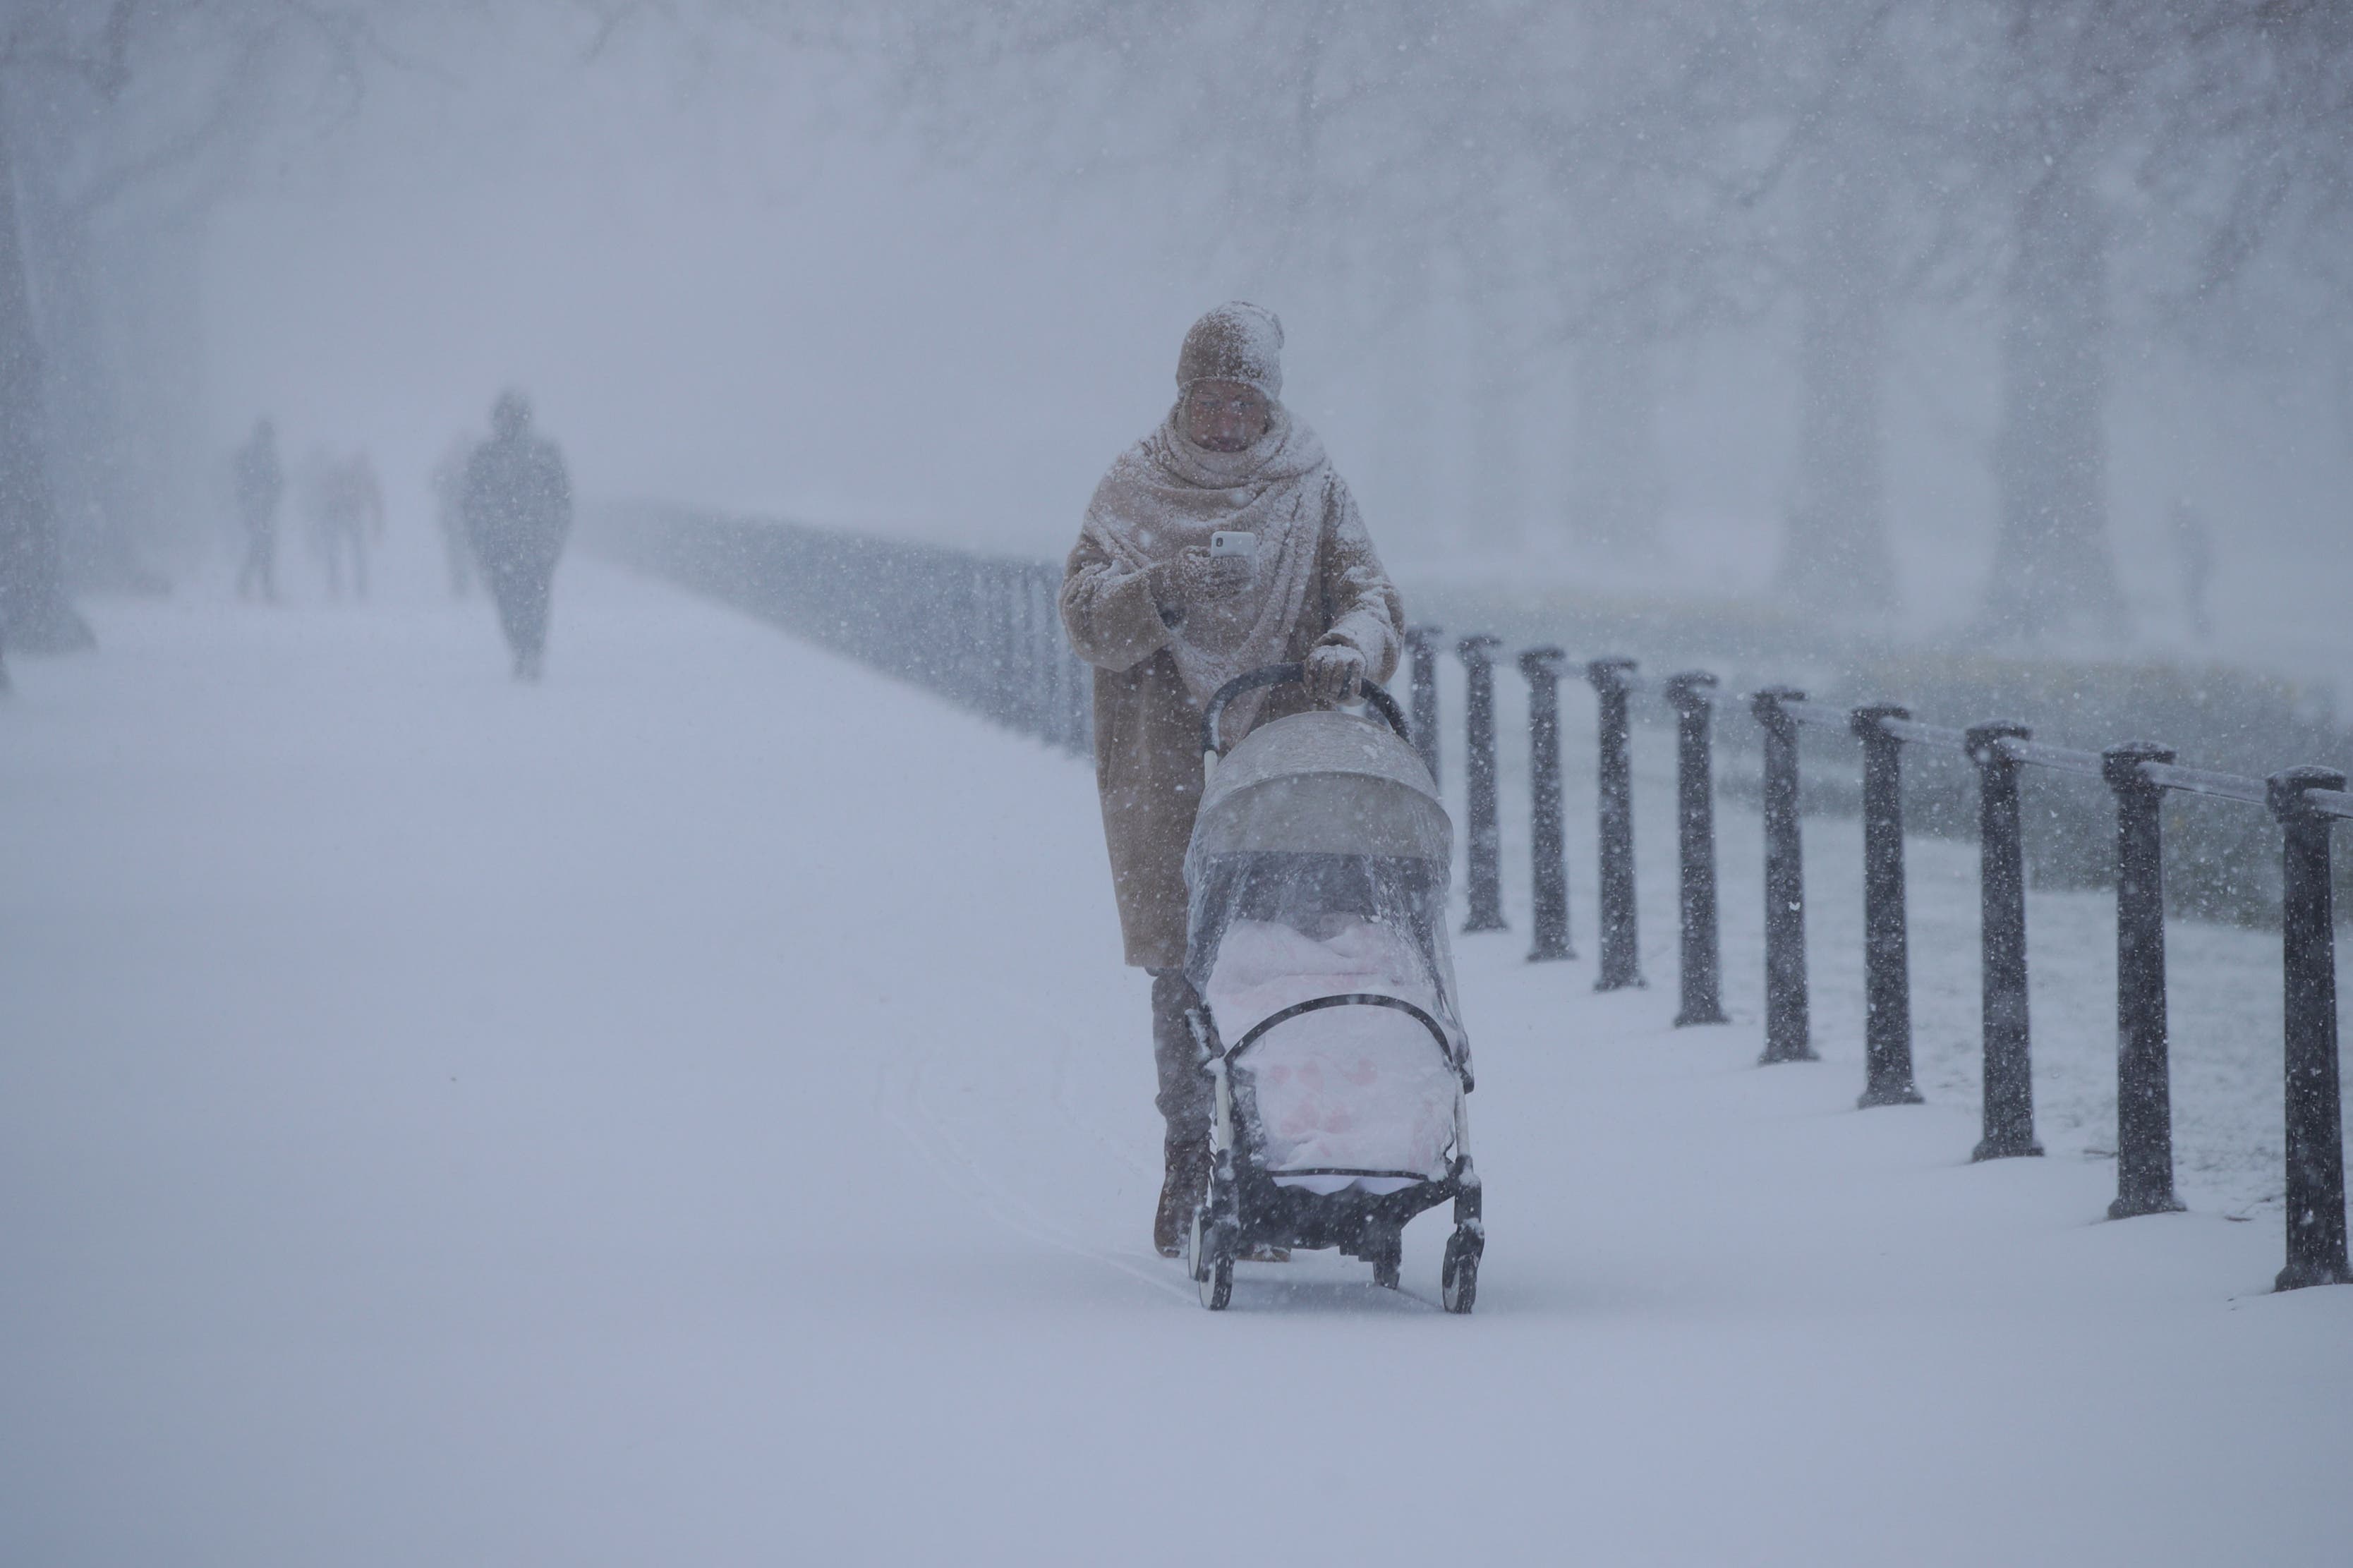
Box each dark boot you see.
[1148,968,1216,1258]
[1154,1136,1209,1258]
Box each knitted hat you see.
[1175,301,1283,401]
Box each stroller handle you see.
[1201,662,1412,760]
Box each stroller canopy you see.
[1187,710,1449,864]
[1184,709,1456,1005]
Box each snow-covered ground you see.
[3,561,2348,1566]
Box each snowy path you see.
[3,563,2347,1566]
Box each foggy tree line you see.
[839,0,2353,637]
[0,0,398,650]
[2,2,2347,651]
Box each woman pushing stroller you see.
[1060,302,1406,1259]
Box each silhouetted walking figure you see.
[464,391,572,681]
[233,420,284,602]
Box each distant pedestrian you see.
[431,434,477,599]
[2170,497,2214,641]
[463,391,572,681]
[306,451,387,600]
[233,420,284,602]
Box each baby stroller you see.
[1182,664,1482,1313]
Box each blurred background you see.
[2,1,2348,667]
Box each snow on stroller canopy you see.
[1190,710,1450,865]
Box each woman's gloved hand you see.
[1305,641,1366,705]
[1149,546,1254,622]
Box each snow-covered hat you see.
[1177,301,1284,401]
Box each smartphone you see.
[1209,530,1259,558]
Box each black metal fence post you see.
[1459,635,1506,933]
[1587,657,1643,990]
[1968,722,2042,1160]
[1405,624,1444,786]
[1852,705,1922,1108]
[1666,672,1727,1026]
[2268,765,2352,1290]
[1520,647,1574,962]
[1750,687,1815,1064]
[2103,741,2183,1218]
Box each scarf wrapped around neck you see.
[1080,403,1331,731]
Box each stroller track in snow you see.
[1046,1028,1158,1184]
[875,1023,1193,1306]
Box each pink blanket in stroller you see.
[1204,918,1459,1193]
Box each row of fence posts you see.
[608,511,2345,1296]
[1405,625,2352,1294]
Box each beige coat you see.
[1060,478,1403,968]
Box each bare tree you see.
[1750,0,1909,612]
[1964,0,2150,638]
[13,0,308,599]
[1492,1,1787,559]
[1951,0,2353,638]
[0,4,126,648]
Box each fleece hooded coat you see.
[1062,303,1405,969]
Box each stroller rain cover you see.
[1184,710,1468,1194]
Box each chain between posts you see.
[2299,786,2353,820]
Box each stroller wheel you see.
[1441,1227,1481,1315]
[1190,1203,1234,1311]
[1199,1250,1233,1311]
